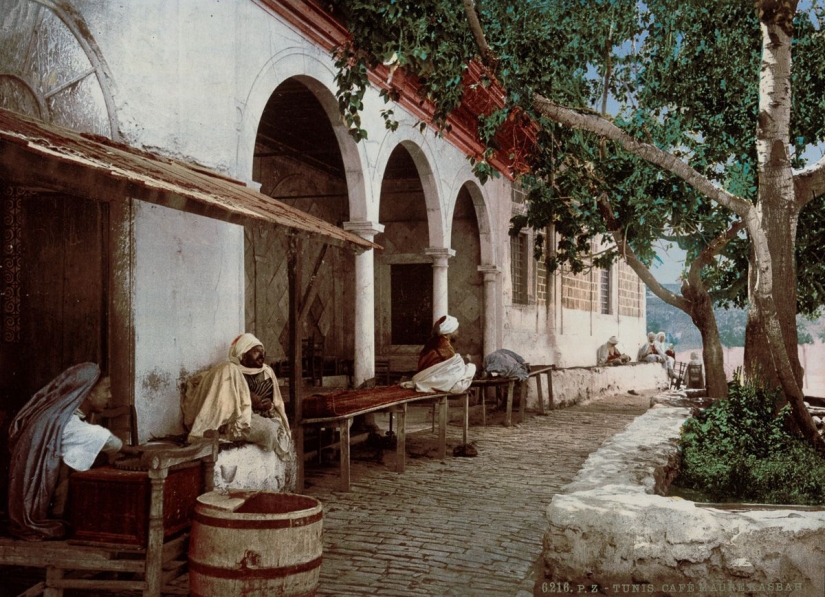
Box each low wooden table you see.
[471,364,555,426]
[299,386,468,492]
[0,439,217,597]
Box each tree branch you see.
[596,194,691,312]
[533,95,753,220]
[461,0,499,72]
[793,154,825,207]
[686,220,746,288]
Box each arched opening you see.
[375,144,432,370]
[449,185,484,361]
[248,77,354,388]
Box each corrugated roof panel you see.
[0,108,378,251]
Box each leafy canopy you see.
[330,0,825,306]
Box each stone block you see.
[540,402,825,597]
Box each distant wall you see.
[529,362,669,410]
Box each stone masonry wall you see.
[540,399,825,597]
[529,362,669,410]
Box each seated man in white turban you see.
[637,332,665,363]
[182,333,291,459]
[597,336,631,366]
[402,315,476,394]
[656,331,676,378]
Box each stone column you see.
[343,221,384,387]
[425,247,455,322]
[478,265,501,357]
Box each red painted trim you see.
[257,0,536,180]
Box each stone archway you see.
[449,184,484,361]
[246,77,355,378]
[374,144,436,369]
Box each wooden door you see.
[1,189,107,413]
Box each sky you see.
[652,244,686,285]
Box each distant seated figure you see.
[183,333,291,459]
[637,332,665,363]
[686,351,706,390]
[402,315,476,393]
[656,331,676,379]
[597,336,631,366]
[7,363,135,540]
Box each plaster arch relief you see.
[235,48,370,221]
[373,132,446,249]
[449,173,498,269]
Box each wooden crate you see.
[68,462,202,547]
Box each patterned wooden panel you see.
[246,155,353,364]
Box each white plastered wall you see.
[73,0,649,440]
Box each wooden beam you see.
[288,234,305,491]
[298,243,328,321]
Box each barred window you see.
[510,233,528,305]
[536,249,547,305]
[600,268,611,314]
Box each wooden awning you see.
[0,108,378,251]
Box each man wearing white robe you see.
[183,333,291,459]
[402,315,476,393]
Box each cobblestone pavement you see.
[5,391,651,597]
[304,391,653,597]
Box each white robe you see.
[62,409,122,471]
[402,354,476,394]
[182,361,291,457]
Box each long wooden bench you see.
[0,439,217,597]
[471,364,555,427]
[299,385,468,492]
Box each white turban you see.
[438,315,459,336]
[228,333,264,364]
[608,336,619,345]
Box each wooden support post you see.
[549,366,555,410]
[437,396,447,459]
[481,388,486,427]
[44,567,64,597]
[519,380,526,423]
[462,392,469,445]
[296,424,305,492]
[339,418,350,492]
[288,234,305,489]
[144,468,168,597]
[395,404,407,473]
[202,433,217,493]
[505,380,515,427]
[536,371,546,415]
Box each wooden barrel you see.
[189,491,323,597]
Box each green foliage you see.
[679,383,825,505]
[329,0,825,316]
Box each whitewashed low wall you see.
[540,397,825,597]
[212,443,296,493]
[526,362,669,410]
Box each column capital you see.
[425,247,456,265]
[343,220,384,240]
[477,265,501,280]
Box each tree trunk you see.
[682,282,727,398]
[743,4,825,453]
[743,203,802,388]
